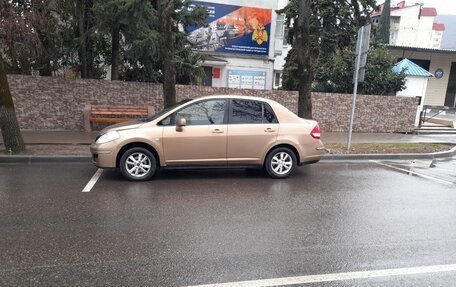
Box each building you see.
[389,45,456,108]
[373,1,446,48]
[392,59,433,125]
[188,0,287,90]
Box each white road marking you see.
[370,160,454,185]
[82,168,103,192]
[184,263,456,287]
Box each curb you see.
[322,146,456,161]
[1,147,455,164]
[0,155,92,164]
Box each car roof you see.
[192,95,302,123]
[194,95,278,105]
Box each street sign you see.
[353,24,371,83]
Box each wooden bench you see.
[83,104,154,132]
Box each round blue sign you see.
[435,68,444,79]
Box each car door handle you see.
[212,129,224,134]
[264,128,276,133]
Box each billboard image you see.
[187,2,272,56]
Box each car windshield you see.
[140,98,193,122]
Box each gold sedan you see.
[90,95,325,180]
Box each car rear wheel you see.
[265,147,297,179]
[120,147,157,181]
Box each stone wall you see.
[7,75,418,132]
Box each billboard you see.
[187,2,272,56]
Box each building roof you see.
[392,59,433,77]
[433,23,445,31]
[373,3,438,17]
[388,44,456,54]
[203,55,228,63]
[421,7,437,17]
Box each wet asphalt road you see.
[1,159,456,287]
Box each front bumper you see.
[90,143,116,168]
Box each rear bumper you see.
[300,154,324,165]
[299,143,326,165]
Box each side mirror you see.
[176,117,186,132]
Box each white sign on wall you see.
[227,69,267,90]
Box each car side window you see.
[174,100,226,126]
[230,100,278,124]
[230,100,262,124]
[159,116,172,126]
[263,103,278,123]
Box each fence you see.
[7,75,418,132]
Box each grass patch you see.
[325,143,454,154]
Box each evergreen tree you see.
[156,0,207,107]
[75,0,97,78]
[377,0,391,44]
[94,0,157,80]
[157,0,176,107]
[279,0,376,118]
[314,45,406,95]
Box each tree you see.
[94,0,158,81]
[314,45,406,95]
[295,0,313,118]
[75,0,96,78]
[73,0,111,79]
[377,0,391,44]
[157,0,177,107]
[0,54,25,154]
[0,0,46,75]
[157,0,207,107]
[172,0,208,85]
[174,45,205,85]
[279,0,377,118]
[0,0,103,78]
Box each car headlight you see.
[96,131,120,144]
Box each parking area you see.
[1,159,456,286]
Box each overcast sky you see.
[379,0,456,15]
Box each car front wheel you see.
[265,147,297,179]
[120,147,157,181]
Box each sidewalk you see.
[1,131,455,162]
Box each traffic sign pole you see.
[348,24,371,151]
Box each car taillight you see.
[310,125,321,139]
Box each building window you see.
[390,31,397,44]
[274,71,282,88]
[275,14,284,38]
[283,27,289,45]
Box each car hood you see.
[100,120,145,134]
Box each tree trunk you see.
[110,25,121,81]
[158,0,176,108]
[0,55,25,154]
[76,0,95,78]
[296,0,312,119]
[76,0,88,78]
[85,0,95,78]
